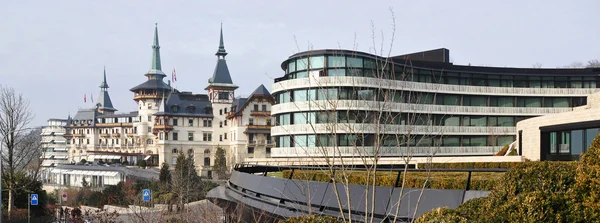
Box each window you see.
[188,119,193,126]
[188,133,194,141]
[219,109,222,115]
[248,118,254,125]
[224,120,227,126]
[267,119,272,126]
[247,147,254,154]
[203,157,210,166]
[173,132,178,141]
[266,147,271,154]
[297,58,308,70]
[86,139,89,144]
[172,119,178,126]
[328,56,345,67]
[172,148,178,153]
[148,116,152,121]
[262,105,267,111]
[347,57,363,67]
[147,127,152,133]
[218,92,229,100]
[224,108,228,113]
[203,120,212,127]
[203,133,212,141]
[219,122,223,128]
[172,157,177,165]
[147,139,153,145]
[219,135,223,142]
[254,104,259,111]
[309,56,324,69]
[224,133,228,140]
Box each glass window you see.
[525,97,542,107]
[297,58,308,70]
[464,136,486,146]
[441,116,460,126]
[296,71,308,79]
[293,112,307,125]
[347,68,363,77]
[570,76,583,88]
[438,95,460,106]
[280,136,291,147]
[571,130,584,155]
[497,117,514,126]
[309,56,324,69]
[307,135,316,147]
[470,116,487,126]
[443,136,460,146]
[287,60,296,73]
[364,60,376,69]
[553,98,569,107]
[347,57,363,68]
[328,56,345,67]
[328,69,346,76]
[307,89,317,101]
[357,89,374,101]
[497,136,514,146]
[586,128,599,150]
[293,89,307,102]
[583,77,596,88]
[550,132,557,153]
[294,135,307,148]
[465,96,487,106]
[560,131,570,153]
[529,76,541,88]
[339,135,358,146]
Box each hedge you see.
[425,162,522,169]
[280,215,346,223]
[282,169,504,190]
[417,132,600,222]
[494,144,510,156]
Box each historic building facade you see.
[270,49,599,159]
[58,24,273,176]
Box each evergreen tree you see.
[81,177,89,188]
[214,147,227,179]
[159,162,171,184]
[172,152,202,211]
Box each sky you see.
[1,0,599,127]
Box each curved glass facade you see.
[271,49,600,157]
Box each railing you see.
[100,133,110,137]
[112,133,121,137]
[96,123,134,127]
[73,133,86,137]
[272,101,574,116]
[246,124,272,129]
[250,111,271,116]
[272,76,599,96]
[271,146,500,157]
[271,124,515,136]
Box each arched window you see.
[146,139,153,145]
[172,148,178,154]
[203,157,210,166]
[188,149,194,154]
[203,149,210,155]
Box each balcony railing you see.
[112,133,121,137]
[73,133,85,137]
[272,76,599,97]
[127,133,136,137]
[100,133,110,137]
[250,111,271,116]
[271,124,515,136]
[133,93,161,100]
[153,124,174,131]
[246,124,272,129]
[96,123,133,127]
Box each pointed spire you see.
[215,23,228,58]
[99,66,109,90]
[148,23,166,77]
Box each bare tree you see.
[271,8,445,223]
[0,85,43,218]
[532,62,543,68]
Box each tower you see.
[96,67,117,114]
[130,23,171,154]
[206,24,238,158]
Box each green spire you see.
[215,23,228,58]
[148,23,165,77]
[100,66,109,90]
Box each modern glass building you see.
[270,48,600,158]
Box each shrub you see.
[495,144,510,156]
[427,162,522,169]
[137,159,147,168]
[80,159,87,164]
[414,207,466,223]
[570,133,600,221]
[280,215,346,223]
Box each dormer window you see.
[186,105,196,113]
[171,105,179,113]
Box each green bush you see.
[280,215,346,223]
[507,148,518,156]
[495,144,510,156]
[282,169,504,190]
[426,162,522,169]
[417,134,600,222]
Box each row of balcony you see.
[272,76,600,96]
[272,100,574,116]
[65,133,137,138]
[95,123,134,127]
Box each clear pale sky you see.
[1,0,598,126]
